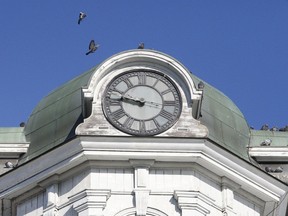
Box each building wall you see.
[13,164,265,216]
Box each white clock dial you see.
[102,71,182,136]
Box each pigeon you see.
[260,124,269,131]
[265,167,273,172]
[198,81,205,90]
[274,166,283,173]
[260,138,272,146]
[280,125,288,132]
[4,161,14,168]
[270,127,279,131]
[86,40,99,55]
[78,12,87,25]
[138,42,144,49]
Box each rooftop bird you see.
[78,12,87,25]
[265,167,273,172]
[280,125,288,132]
[274,166,283,173]
[138,42,144,49]
[260,124,269,131]
[4,161,14,168]
[270,127,279,132]
[261,138,272,146]
[86,40,99,55]
[198,81,205,90]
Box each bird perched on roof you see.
[260,138,272,146]
[280,125,288,132]
[4,161,15,168]
[198,81,205,90]
[78,12,87,25]
[265,167,273,172]
[270,127,279,132]
[138,42,144,49]
[274,166,283,173]
[260,124,269,131]
[86,40,99,55]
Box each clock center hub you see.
[122,86,162,120]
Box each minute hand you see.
[144,100,162,108]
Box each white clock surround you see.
[76,49,208,137]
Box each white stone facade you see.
[1,50,288,216]
[1,137,286,216]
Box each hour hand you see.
[122,94,145,106]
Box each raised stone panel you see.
[91,168,134,191]
[148,168,221,204]
[16,192,44,216]
[148,194,180,216]
[149,169,196,191]
[102,194,134,216]
[58,170,89,206]
[234,192,262,216]
[196,171,222,207]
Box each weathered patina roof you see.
[18,50,254,163]
[0,127,27,144]
[191,75,251,160]
[250,130,288,147]
[19,67,96,163]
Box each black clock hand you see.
[144,100,162,107]
[122,94,145,106]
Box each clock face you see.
[102,71,182,136]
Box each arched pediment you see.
[114,207,168,216]
[76,49,208,137]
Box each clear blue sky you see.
[1,1,288,130]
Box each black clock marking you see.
[111,109,126,120]
[102,70,182,136]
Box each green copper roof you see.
[19,57,251,163]
[0,127,27,144]
[19,67,96,164]
[250,130,288,147]
[191,74,250,160]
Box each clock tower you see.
[0,49,287,216]
[76,49,208,138]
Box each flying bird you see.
[138,42,144,49]
[86,40,99,55]
[78,12,87,25]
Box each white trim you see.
[0,137,286,204]
[0,143,29,158]
[249,147,288,162]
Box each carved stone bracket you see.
[174,190,211,216]
[70,189,111,216]
[130,159,154,216]
[134,188,151,216]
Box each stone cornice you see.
[0,136,286,204]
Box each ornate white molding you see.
[43,183,59,216]
[76,49,208,138]
[221,177,239,216]
[0,137,287,214]
[114,207,168,216]
[249,147,288,162]
[134,188,150,216]
[69,189,111,216]
[174,190,212,216]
